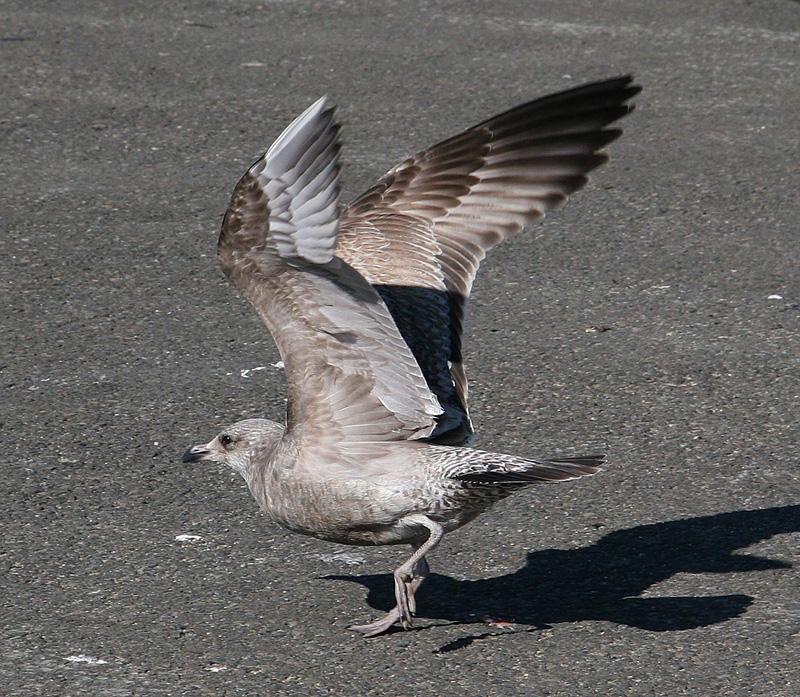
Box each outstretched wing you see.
[337,76,641,445]
[218,98,442,465]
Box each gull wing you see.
[218,98,442,461]
[337,76,641,444]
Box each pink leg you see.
[349,516,443,637]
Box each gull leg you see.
[349,516,443,637]
[406,554,429,615]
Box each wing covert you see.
[337,76,641,444]
[218,98,442,457]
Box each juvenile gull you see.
[183,76,640,636]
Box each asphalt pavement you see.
[1,1,799,695]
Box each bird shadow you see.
[327,505,798,648]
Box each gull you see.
[183,76,640,636]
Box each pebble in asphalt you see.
[1,1,798,696]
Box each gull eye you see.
[219,434,234,448]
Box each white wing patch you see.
[250,97,341,264]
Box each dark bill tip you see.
[182,446,210,463]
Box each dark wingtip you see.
[454,453,606,484]
[549,454,607,468]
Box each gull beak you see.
[182,444,211,463]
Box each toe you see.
[348,607,403,637]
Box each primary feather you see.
[185,76,640,636]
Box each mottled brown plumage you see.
[184,77,639,636]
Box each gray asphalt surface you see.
[2,1,799,695]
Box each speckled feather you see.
[187,77,639,636]
[337,76,640,443]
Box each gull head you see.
[182,418,285,478]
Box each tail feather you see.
[453,454,604,484]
